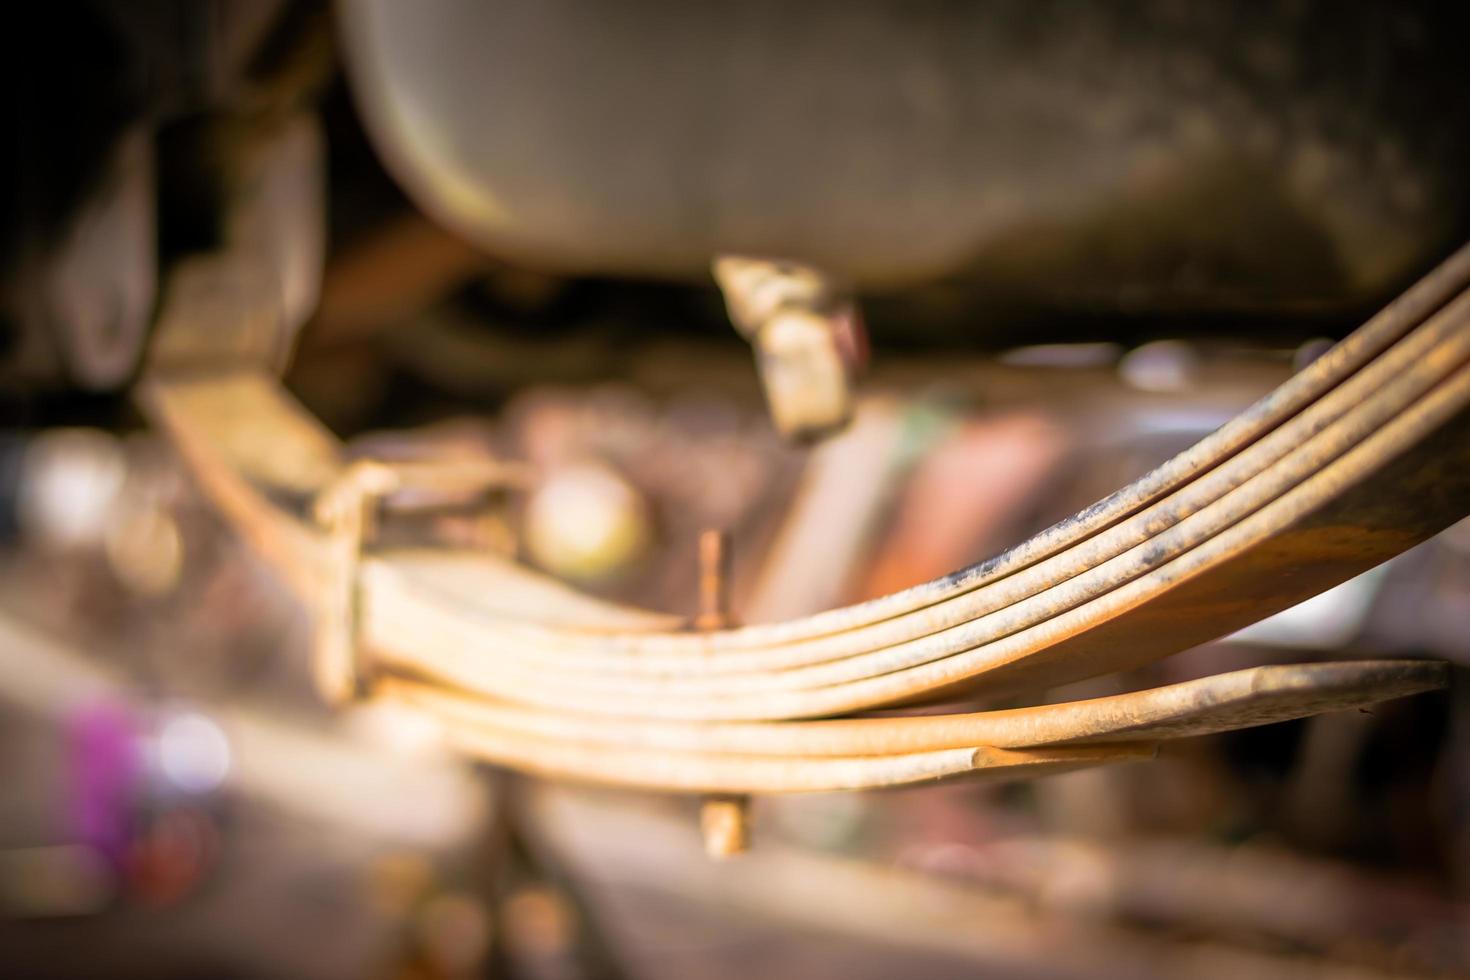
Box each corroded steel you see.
[378,661,1446,759]
[134,242,1470,792]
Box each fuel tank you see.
[340,0,1470,317]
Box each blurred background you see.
[3,1,1470,977]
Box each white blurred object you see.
[523,460,649,582]
[18,428,126,550]
[157,710,232,795]
[1227,563,1392,649]
[1119,340,1199,393]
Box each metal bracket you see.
[311,458,533,705]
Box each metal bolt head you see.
[754,309,854,442]
[701,795,751,858]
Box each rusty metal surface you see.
[346,305,1470,718]
[373,286,1470,689]
[376,660,1446,758]
[150,241,1470,647]
[453,238,1470,658]
[427,731,1157,796]
[135,238,1470,790]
